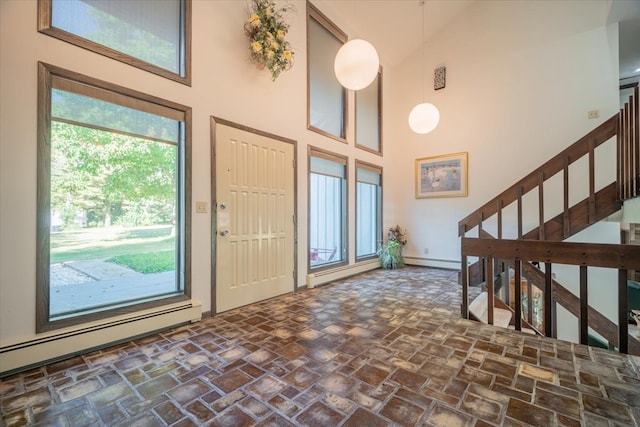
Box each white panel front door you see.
[215,124,295,312]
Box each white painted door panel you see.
[215,124,294,312]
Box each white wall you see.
[553,222,621,344]
[0,0,388,347]
[0,0,626,353]
[387,0,620,266]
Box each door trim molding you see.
[209,117,298,316]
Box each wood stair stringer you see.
[517,259,640,356]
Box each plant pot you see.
[379,243,404,269]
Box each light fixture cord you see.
[421,0,425,102]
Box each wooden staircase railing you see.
[460,86,638,241]
[461,237,640,355]
[619,85,639,201]
[458,114,619,241]
[464,181,621,288]
[459,88,640,354]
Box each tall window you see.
[309,148,347,269]
[37,63,191,332]
[307,3,347,141]
[356,161,382,259]
[356,69,382,154]
[38,0,191,85]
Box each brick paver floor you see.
[1,267,639,426]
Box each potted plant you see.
[378,225,408,269]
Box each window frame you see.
[306,2,348,143]
[37,0,192,86]
[355,160,383,261]
[355,68,383,155]
[307,146,348,272]
[36,62,192,333]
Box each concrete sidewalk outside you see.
[65,258,141,280]
[50,259,177,316]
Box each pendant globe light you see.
[334,39,380,90]
[334,2,380,91]
[409,0,440,134]
[409,101,440,134]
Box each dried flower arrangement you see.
[244,0,295,80]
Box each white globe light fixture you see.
[334,39,380,91]
[409,0,440,135]
[408,102,440,134]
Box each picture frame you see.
[415,152,468,198]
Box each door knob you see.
[219,230,229,236]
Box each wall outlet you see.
[423,248,429,255]
[195,201,208,213]
[587,110,599,119]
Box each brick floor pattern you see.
[1,267,640,426]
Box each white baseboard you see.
[0,300,201,376]
[404,256,461,270]
[306,259,380,288]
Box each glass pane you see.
[52,89,180,144]
[357,168,380,185]
[357,181,379,258]
[51,0,182,74]
[356,73,381,152]
[309,172,343,267]
[49,119,180,317]
[310,156,345,178]
[309,17,345,138]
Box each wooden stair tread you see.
[507,325,537,335]
[469,292,512,328]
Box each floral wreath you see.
[244,0,295,81]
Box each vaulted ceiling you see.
[312,0,474,66]
[314,0,640,81]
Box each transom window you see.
[38,0,191,85]
[356,161,383,259]
[356,69,382,154]
[308,147,348,269]
[37,63,191,332]
[307,3,347,141]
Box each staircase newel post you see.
[514,259,522,331]
[619,268,629,354]
[544,262,553,338]
[461,252,468,319]
[579,265,588,346]
[486,256,494,326]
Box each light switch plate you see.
[195,201,208,213]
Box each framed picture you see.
[415,152,468,198]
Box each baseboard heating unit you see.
[0,299,201,377]
[404,256,460,270]
[306,259,380,289]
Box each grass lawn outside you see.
[107,250,175,274]
[51,225,175,265]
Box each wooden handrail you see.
[467,229,640,354]
[521,182,620,241]
[461,237,640,354]
[459,115,618,237]
[459,89,640,355]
